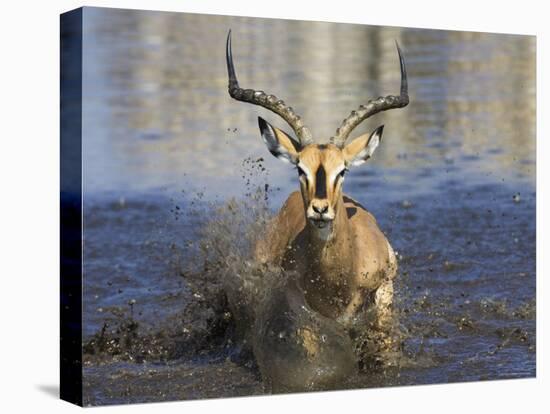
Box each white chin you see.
[310,220,333,240]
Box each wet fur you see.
[255,191,397,325]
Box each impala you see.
[226,31,409,325]
[226,30,408,332]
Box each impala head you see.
[226,30,409,234]
[258,117,384,230]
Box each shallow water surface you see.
[80,8,535,406]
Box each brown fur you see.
[255,188,397,325]
[254,124,397,331]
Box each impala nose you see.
[308,200,334,230]
[312,204,328,214]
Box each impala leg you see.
[374,278,394,329]
[372,278,400,362]
[351,279,397,371]
[337,289,366,325]
[376,241,398,329]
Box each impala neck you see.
[306,194,353,266]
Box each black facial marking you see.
[334,168,345,188]
[317,144,328,150]
[297,166,308,189]
[315,165,327,198]
[346,207,357,218]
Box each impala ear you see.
[258,117,299,164]
[343,125,384,167]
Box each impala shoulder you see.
[274,191,306,244]
[343,196,378,226]
[284,191,303,207]
[279,191,305,220]
[254,192,303,265]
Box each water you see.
[79,7,535,406]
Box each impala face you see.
[297,144,345,228]
[258,117,384,233]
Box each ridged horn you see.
[226,30,314,146]
[330,41,409,148]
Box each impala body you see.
[253,139,398,324]
[225,31,409,389]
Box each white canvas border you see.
[0,0,545,412]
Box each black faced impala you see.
[225,30,409,389]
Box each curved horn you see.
[330,41,409,148]
[226,30,314,146]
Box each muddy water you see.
[80,8,535,406]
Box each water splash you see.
[82,162,535,404]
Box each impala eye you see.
[338,169,347,179]
[297,166,306,177]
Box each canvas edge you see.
[60,6,84,407]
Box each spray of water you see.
[83,157,413,391]
[173,158,414,391]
